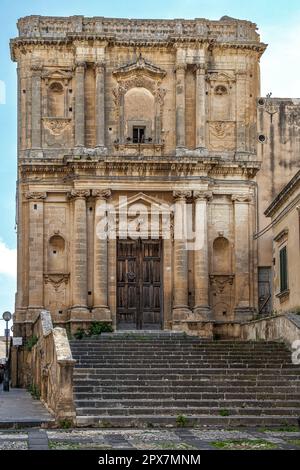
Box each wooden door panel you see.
[117,239,162,329]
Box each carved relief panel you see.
[43,204,70,316]
[207,72,236,152]
[41,69,73,148]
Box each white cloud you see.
[0,240,17,278]
[260,17,300,97]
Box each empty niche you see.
[48,234,66,272]
[213,236,231,273]
[211,85,231,121]
[48,81,65,117]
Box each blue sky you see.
[0,0,300,330]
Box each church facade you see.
[11,15,267,335]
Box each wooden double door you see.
[117,239,162,329]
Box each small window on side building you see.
[279,246,288,293]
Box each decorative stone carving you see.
[209,121,236,151]
[92,189,112,200]
[42,118,71,136]
[194,191,213,201]
[210,274,235,294]
[25,191,47,200]
[68,189,90,199]
[44,273,69,292]
[231,194,253,203]
[173,190,192,202]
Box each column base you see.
[234,307,255,322]
[70,306,90,321]
[92,307,111,322]
[172,306,192,321]
[193,305,212,320]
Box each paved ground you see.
[0,428,300,450]
[0,385,54,427]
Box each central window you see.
[133,126,145,143]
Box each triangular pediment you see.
[114,192,172,213]
[113,54,166,81]
[209,71,236,83]
[42,68,73,80]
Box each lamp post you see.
[2,311,12,392]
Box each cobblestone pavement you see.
[0,428,300,450]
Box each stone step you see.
[74,398,300,409]
[76,414,300,428]
[75,406,300,416]
[74,391,300,400]
[70,338,300,428]
[74,361,292,367]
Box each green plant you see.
[219,409,230,417]
[176,414,188,427]
[25,335,38,351]
[28,383,40,400]
[88,322,113,336]
[58,419,73,429]
[211,439,277,450]
[74,328,87,340]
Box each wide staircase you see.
[70,332,300,427]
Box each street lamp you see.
[2,311,12,392]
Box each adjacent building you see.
[265,170,300,314]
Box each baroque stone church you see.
[11,15,267,335]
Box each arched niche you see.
[48,81,65,117]
[48,234,67,273]
[212,236,231,274]
[124,87,155,143]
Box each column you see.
[193,191,212,319]
[175,65,186,149]
[92,189,111,321]
[95,62,106,148]
[70,190,90,317]
[195,64,207,150]
[172,191,192,319]
[75,61,86,148]
[25,192,46,314]
[31,65,42,149]
[236,71,247,154]
[232,194,253,320]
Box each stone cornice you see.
[265,169,300,218]
[18,157,261,180]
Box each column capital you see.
[173,190,192,202]
[24,191,47,201]
[175,63,187,73]
[92,189,111,200]
[68,189,90,200]
[95,61,106,71]
[31,64,43,75]
[194,63,206,74]
[194,191,213,202]
[231,194,253,203]
[75,60,86,70]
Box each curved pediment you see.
[113,54,166,81]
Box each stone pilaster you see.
[95,62,106,148]
[236,71,247,154]
[69,190,90,318]
[232,194,253,320]
[92,189,112,321]
[175,65,186,149]
[193,191,212,319]
[172,190,192,319]
[74,61,86,148]
[31,65,42,149]
[25,192,47,314]
[195,64,207,150]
